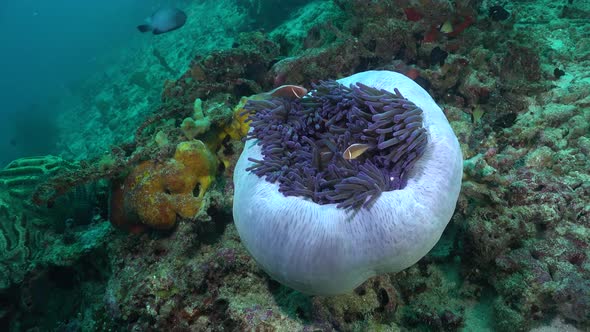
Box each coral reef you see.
[0,212,32,290]
[5,0,590,331]
[0,156,76,290]
[162,31,280,107]
[0,156,111,331]
[55,0,252,161]
[458,94,590,330]
[101,211,406,331]
[0,156,71,200]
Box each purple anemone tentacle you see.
[242,80,428,211]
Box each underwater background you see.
[0,0,588,331]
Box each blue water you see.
[0,0,182,167]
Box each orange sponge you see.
[110,140,217,231]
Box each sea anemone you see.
[233,71,463,295]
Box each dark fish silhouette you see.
[137,8,187,35]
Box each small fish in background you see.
[137,8,187,35]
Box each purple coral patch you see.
[243,80,428,210]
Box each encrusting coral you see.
[110,140,217,231]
